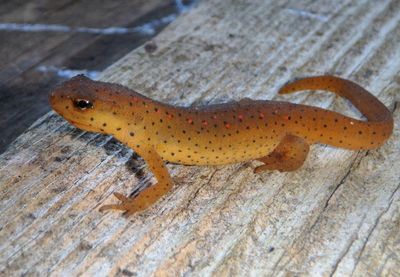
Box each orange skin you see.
[49,75,393,215]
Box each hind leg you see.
[254,135,309,173]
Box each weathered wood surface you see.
[1,0,400,276]
[0,0,188,153]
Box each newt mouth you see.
[68,120,94,131]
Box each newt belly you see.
[49,75,393,215]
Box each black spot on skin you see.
[129,132,134,136]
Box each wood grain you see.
[1,0,399,276]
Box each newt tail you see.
[279,76,393,150]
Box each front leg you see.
[99,144,173,215]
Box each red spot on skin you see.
[168,114,174,119]
[187,118,193,124]
[284,115,289,120]
[225,123,231,129]
[202,120,208,126]
[259,112,264,119]
[238,114,244,121]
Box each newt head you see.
[49,74,127,134]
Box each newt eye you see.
[74,99,93,110]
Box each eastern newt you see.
[49,75,393,215]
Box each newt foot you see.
[99,192,145,216]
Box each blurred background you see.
[0,0,198,154]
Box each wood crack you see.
[349,183,400,276]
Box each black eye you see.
[74,99,93,110]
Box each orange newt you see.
[49,75,393,215]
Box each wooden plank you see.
[0,0,399,276]
[0,0,178,80]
